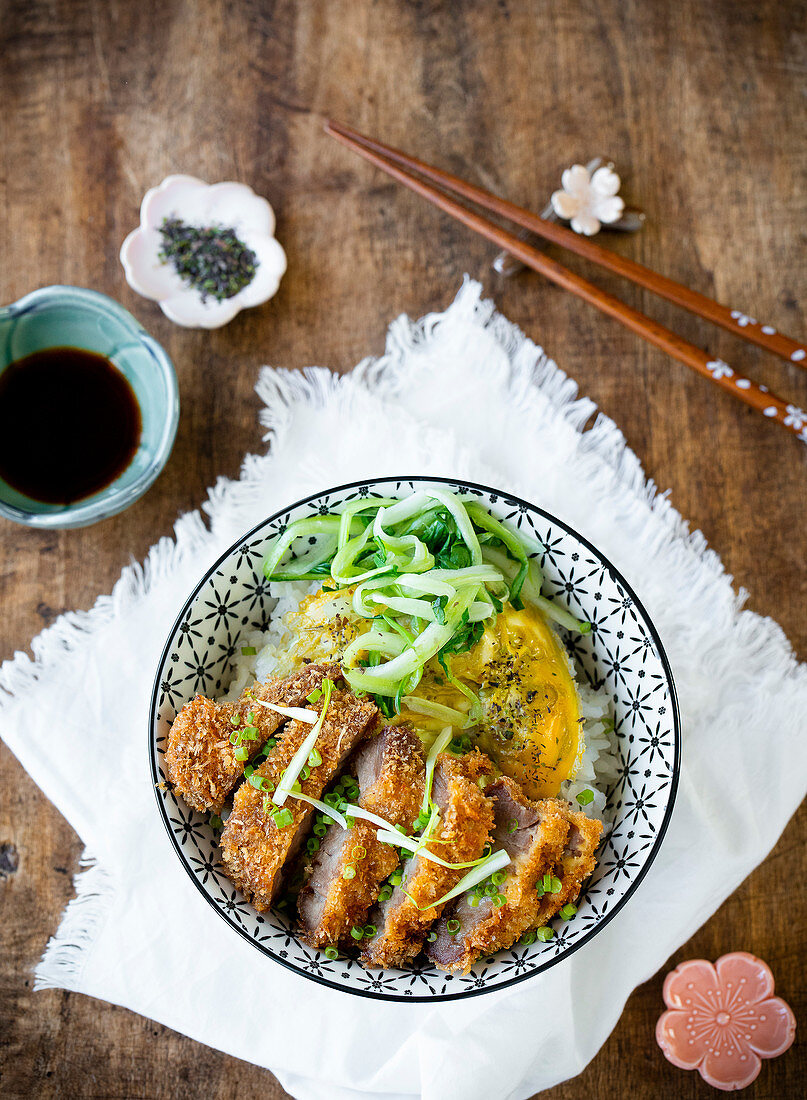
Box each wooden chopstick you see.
[326,119,807,370]
[325,119,806,444]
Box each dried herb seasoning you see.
[157,216,258,302]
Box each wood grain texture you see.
[0,0,804,1097]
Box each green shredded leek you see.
[261,488,591,710]
[404,849,511,911]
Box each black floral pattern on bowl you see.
[149,477,680,1002]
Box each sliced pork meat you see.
[220,687,377,911]
[426,776,570,971]
[361,749,494,970]
[297,724,425,949]
[533,805,602,927]
[165,662,340,814]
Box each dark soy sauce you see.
[0,347,142,504]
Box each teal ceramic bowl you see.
[0,286,179,529]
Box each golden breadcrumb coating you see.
[361,749,494,969]
[534,805,603,926]
[164,662,339,813]
[298,725,425,949]
[220,688,377,911]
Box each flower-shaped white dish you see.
[149,477,680,1002]
[120,175,287,329]
[551,164,625,236]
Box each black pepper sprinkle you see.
[158,216,258,302]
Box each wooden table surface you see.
[1,1,804,1097]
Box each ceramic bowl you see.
[0,286,178,529]
[149,476,680,1002]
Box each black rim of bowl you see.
[149,475,681,1003]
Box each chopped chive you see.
[350,926,364,941]
[243,764,254,778]
[234,745,250,761]
[324,946,339,960]
[378,885,393,902]
[521,930,536,945]
[307,688,323,703]
[363,924,376,938]
[389,871,403,886]
[229,731,240,745]
[265,738,277,751]
[352,845,367,861]
[535,927,553,942]
[245,711,255,724]
[243,726,259,741]
[468,895,480,907]
[308,748,322,767]
[240,645,257,656]
[249,774,264,790]
[576,788,595,806]
[446,919,461,935]
[313,823,327,838]
[491,871,506,886]
[229,714,241,727]
[342,865,356,880]
[493,893,507,907]
[507,820,518,833]
[208,814,223,829]
[272,808,294,829]
[559,903,577,920]
[549,876,562,894]
[306,838,320,854]
[426,931,437,942]
[542,873,553,893]
[535,881,545,897]
[485,883,498,897]
[299,766,310,781]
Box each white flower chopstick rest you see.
[120,175,287,329]
[551,164,625,237]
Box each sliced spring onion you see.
[402,695,470,730]
[262,516,343,580]
[288,790,348,831]
[374,829,487,870]
[535,927,553,942]
[576,788,595,806]
[422,727,453,816]
[559,903,577,920]
[253,700,318,724]
[273,680,334,806]
[404,849,511,912]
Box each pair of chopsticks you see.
[325,120,807,443]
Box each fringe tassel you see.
[33,855,115,991]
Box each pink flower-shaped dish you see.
[656,952,796,1091]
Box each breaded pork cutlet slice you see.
[361,749,494,970]
[220,688,377,912]
[532,805,602,928]
[298,724,425,949]
[165,662,340,814]
[426,776,570,971]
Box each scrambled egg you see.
[284,589,582,800]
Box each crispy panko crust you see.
[220,688,377,911]
[533,804,603,926]
[427,778,570,971]
[165,662,340,813]
[361,749,494,969]
[298,725,425,949]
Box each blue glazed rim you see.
[0,285,179,529]
[148,475,681,1003]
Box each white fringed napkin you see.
[1,280,805,1100]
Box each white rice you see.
[225,584,618,828]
